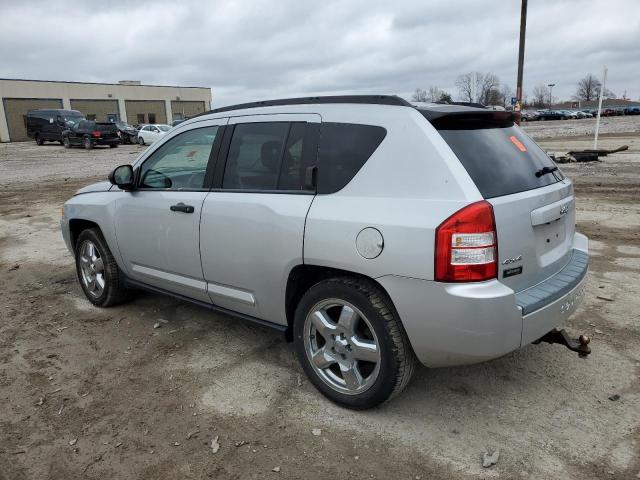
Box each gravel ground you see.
[1,117,639,479]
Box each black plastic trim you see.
[124,277,287,333]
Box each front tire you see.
[138,136,145,145]
[294,277,415,409]
[35,134,44,146]
[75,228,129,307]
[63,137,71,149]
[110,144,118,148]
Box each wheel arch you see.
[68,218,101,249]
[284,264,398,342]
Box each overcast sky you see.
[1,0,638,106]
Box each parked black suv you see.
[62,119,120,149]
[26,109,85,145]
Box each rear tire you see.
[110,144,118,148]
[75,228,129,307]
[35,135,44,146]
[293,277,415,409]
[83,137,93,150]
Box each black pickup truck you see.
[62,120,120,149]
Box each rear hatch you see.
[424,109,574,292]
[94,122,119,139]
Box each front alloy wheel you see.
[78,240,105,298]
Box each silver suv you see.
[61,96,589,409]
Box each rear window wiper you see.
[535,166,558,178]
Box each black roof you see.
[199,95,413,115]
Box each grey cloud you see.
[0,0,638,106]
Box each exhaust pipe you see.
[533,328,591,357]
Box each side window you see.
[139,126,219,190]
[223,122,296,191]
[317,123,387,194]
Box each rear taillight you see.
[435,201,498,282]
[91,131,101,138]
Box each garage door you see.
[171,101,206,120]
[125,100,167,126]
[70,99,120,122]
[3,98,63,141]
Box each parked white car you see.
[137,124,171,145]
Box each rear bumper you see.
[378,232,589,367]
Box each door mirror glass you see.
[108,164,135,190]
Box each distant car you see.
[601,108,617,117]
[559,110,577,120]
[171,119,186,127]
[520,111,539,122]
[62,119,120,149]
[137,124,171,145]
[26,109,85,145]
[624,106,640,115]
[537,110,563,121]
[114,121,138,144]
[579,110,594,118]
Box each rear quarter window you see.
[430,114,563,198]
[317,122,386,194]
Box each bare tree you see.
[455,72,475,102]
[479,73,500,105]
[412,86,451,103]
[575,73,601,101]
[531,85,549,108]
[411,88,428,102]
[498,84,514,108]
[455,72,501,105]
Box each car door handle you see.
[170,203,195,213]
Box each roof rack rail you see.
[198,95,412,116]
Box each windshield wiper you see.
[535,166,558,178]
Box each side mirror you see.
[108,164,135,190]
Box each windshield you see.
[158,125,171,132]
[63,116,84,128]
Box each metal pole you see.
[594,65,608,149]
[548,84,555,109]
[515,0,528,111]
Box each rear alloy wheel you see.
[294,277,415,409]
[110,144,118,148]
[35,134,44,146]
[83,137,93,150]
[75,228,129,307]
[138,136,145,145]
[63,137,71,149]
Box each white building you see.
[0,78,212,142]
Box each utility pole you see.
[515,0,528,111]
[548,83,555,109]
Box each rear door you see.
[199,114,320,323]
[431,112,574,292]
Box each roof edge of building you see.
[0,78,210,90]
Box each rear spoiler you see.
[419,109,521,129]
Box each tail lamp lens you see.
[91,131,102,137]
[435,201,498,282]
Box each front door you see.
[114,119,226,302]
[200,114,320,323]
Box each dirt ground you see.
[1,116,639,479]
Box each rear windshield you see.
[428,113,563,198]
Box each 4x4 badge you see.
[502,255,522,265]
[560,204,569,215]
